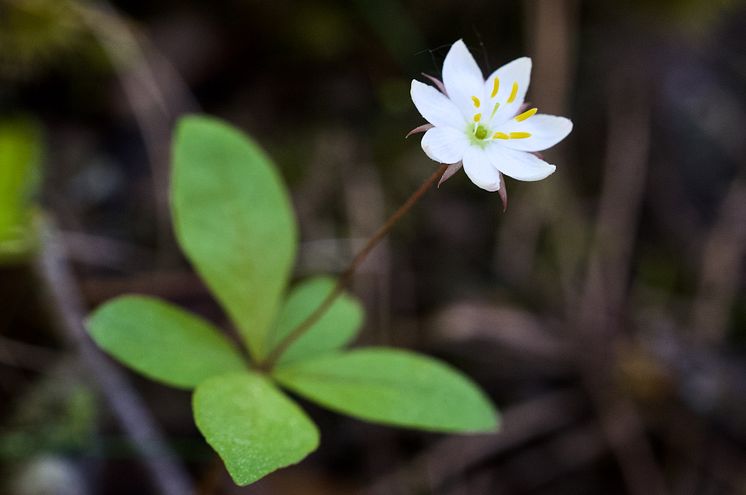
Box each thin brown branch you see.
[691,179,746,344]
[573,47,667,495]
[71,1,198,266]
[579,73,651,336]
[35,219,194,495]
[0,335,60,372]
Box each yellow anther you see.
[490,102,501,119]
[493,132,510,140]
[491,77,500,98]
[515,107,538,122]
[507,82,519,103]
[473,113,482,122]
[509,132,531,139]
[471,96,481,108]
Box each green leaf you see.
[88,295,246,389]
[267,277,364,365]
[274,348,499,433]
[171,115,298,360]
[193,372,319,486]
[0,117,43,262]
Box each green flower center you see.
[474,125,489,140]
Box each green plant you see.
[87,115,499,486]
[0,117,42,263]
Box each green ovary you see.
[474,125,488,140]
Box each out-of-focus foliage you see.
[0,0,89,79]
[0,377,96,460]
[627,0,746,28]
[0,118,42,262]
[8,456,87,495]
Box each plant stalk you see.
[259,164,448,370]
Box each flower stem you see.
[259,164,448,371]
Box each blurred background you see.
[1,0,746,493]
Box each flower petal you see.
[462,147,501,191]
[411,80,465,129]
[420,127,468,164]
[487,145,556,181]
[442,40,486,122]
[484,57,532,126]
[495,115,573,152]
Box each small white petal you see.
[442,40,486,122]
[487,145,556,182]
[420,127,468,164]
[462,147,501,191]
[410,80,465,129]
[496,115,573,152]
[484,57,532,125]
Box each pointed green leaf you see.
[88,296,246,389]
[171,116,298,360]
[267,277,364,365]
[193,372,319,486]
[274,348,499,433]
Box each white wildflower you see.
[410,39,573,198]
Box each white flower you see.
[410,39,573,194]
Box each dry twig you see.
[35,220,194,495]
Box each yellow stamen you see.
[471,96,481,108]
[473,113,482,122]
[509,132,531,139]
[515,107,538,122]
[507,82,519,103]
[490,102,501,119]
[491,77,500,98]
[493,132,510,140]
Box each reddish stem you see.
[259,164,448,370]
